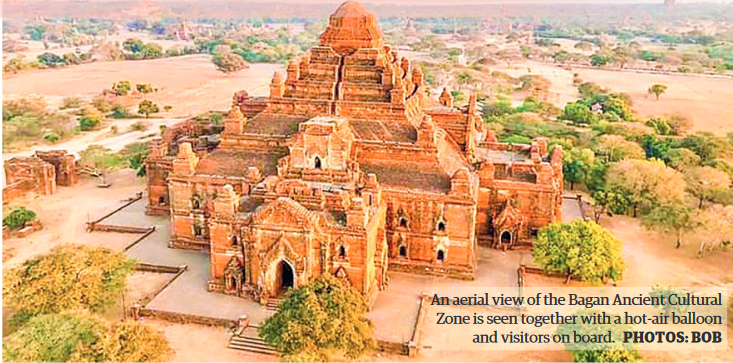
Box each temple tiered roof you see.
[319,1,383,52]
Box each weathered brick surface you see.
[144,1,562,305]
[3,151,77,203]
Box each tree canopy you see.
[72,320,172,362]
[648,84,668,100]
[563,148,596,190]
[533,220,626,283]
[2,312,105,363]
[593,135,645,163]
[3,245,135,316]
[137,100,160,118]
[607,158,685,217]
[684,166,731,208]
[259,274,376,361]
[557,309,641,363]
[642,202,698,249]
[3,312,171,363]
[213,52,248,74]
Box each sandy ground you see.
[97,271,178,323]
[146,320,277,363]
[3,55,282,117]
[492,61,733,133]
[1,169,146,268]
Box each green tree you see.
[37,52,64,67]
[591,54,612,67]
[112,80,132,96]
[645,117,673,135]
[72,320,172,362]
[213,53,248,74]
[2,207,37,230]
[591,189,631,223]
[681,132,724,163]
[684,166,731,208]
[561,101,598,125]
[642,203,698,249]
[141,43,163,59]
[533,220,626,283]
[259,274,376,360]
[78,145,127,185]
[648,84,668,100]
[666,148,701,170]
[563,148,595,190]
[119,142,149,177]
[557,309,641,363]
[122,38,145,53]
[79,108,103,131]
[136,83,154,94]
[607,158,686,217]
[137,100,160,118]
[593,135,645,163]
[3,245,135,316]
[2,312,105,362]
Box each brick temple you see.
[144,1,563,305]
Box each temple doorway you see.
[500,231,512,246]
[277,260,294,294]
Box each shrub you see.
[112,105,131,119]
[112,81,132,96]
[129,121,148,132]
[79,115,102,131]
[3,207,37,230]
[92,97,114,113]
[137,100,159,118]
[61,97,83,109]
[43,131,60,143]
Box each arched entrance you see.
[314,157,322,170]
[500,231,512,248]
[276,260,295,295]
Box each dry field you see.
[3,55,282,116]
[492,61,733,133]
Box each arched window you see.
[231,235,239,246]
[314,156,322,170]
[368,194,373,206]
[399,245,407,257]
[437,221,446,232]
[338,245,346,259]
[192,198,201,210]
[399,217,408,228]
[158,196,166,205]
[437,249,445,261]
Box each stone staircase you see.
[227,327,278,356]
[265,298,282,311]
